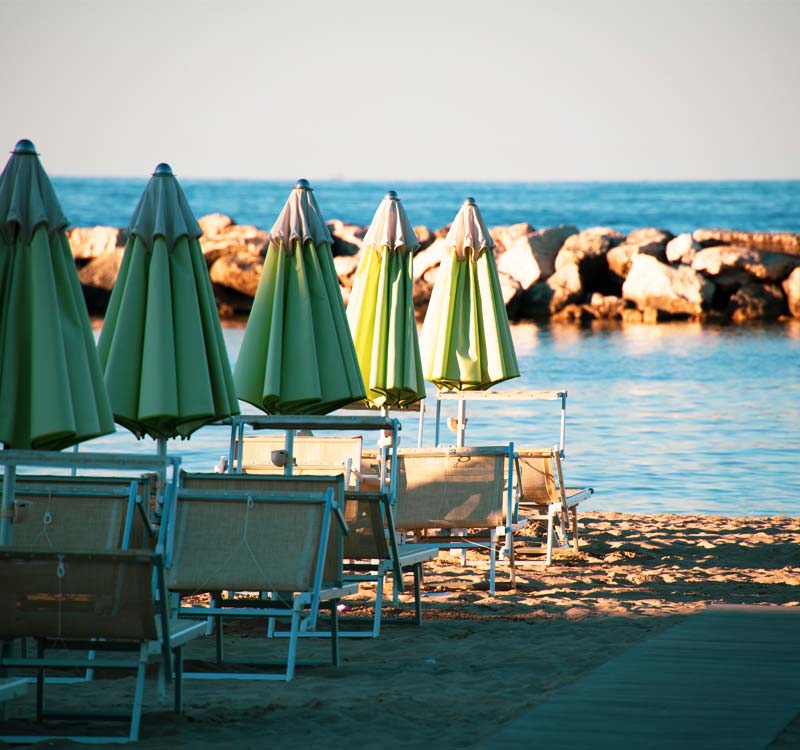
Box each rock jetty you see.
[69,216,800,323]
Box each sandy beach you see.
[2,510,799,749]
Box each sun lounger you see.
[514,448,594,564]
[236,434,364,488]
[392,445,517,596]
[9,482,153,552]
[0,548,205,745]
[167,482,356,681]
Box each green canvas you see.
[235,235,366,414]
[419,202,519,391]
[0,141,114,450]
[97,165,239,440]
[347,243,425,408]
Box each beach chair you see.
[167,483,356,681]
[341,489,439,636]
[0,548,205,745]
[392,445,517,596]
[236,434,363,488]
[10,481,154,552]
[182,473,435,637]
[514,448,594,564]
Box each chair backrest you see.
[180,473,345,584]
[393,447,509,532]
[0,548,162,642]
[237,435,363,487]
[342,490,391,560]
[9,482,150,551]
[514,450,557,505]
[167,485,340,604]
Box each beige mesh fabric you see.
[238,435,362,485]
[181,473,343,583]
[342,492,389,560]
[0,553,157,641]
[11,488,142,551]
[515,451,557,506]
[167,492,325,594]
[394,449,505,531]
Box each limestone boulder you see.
[414,225,435,252]
[622,255,715,317]
[555,226,625,271]
[497,271,522,315]
[726,282,787,323]
[585,293,628,319]
[68,226,126,262]
[490,222,535,254]
[693,229,800,256]
[77,246,125,313]
[198,214,268,266]
[412,238,448,280]
[692,245,799,285]
[625,228,674,253]
[208,251,263,299]
[520,263,583,318]
[497,225,577,290]
[666,233,701,264]
[782,267,800,317]
[607,241,666,279]
[328,220,366,256]
[334,254,361,289]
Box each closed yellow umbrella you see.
[419,197,519,391]
[347,191,425,409]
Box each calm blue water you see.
[81,322,800,517]
[52,177,800,235]
[54,178,800,516]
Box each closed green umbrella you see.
[97,163,239,442]
[234,179,365,414]
[347,191,425,409]
[419,197,519,391]
[0,139,115,451]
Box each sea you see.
[56,178,800,517]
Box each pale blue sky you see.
[1,0,798,181]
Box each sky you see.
[1,0,798,181]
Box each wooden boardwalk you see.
[482,606,800,750]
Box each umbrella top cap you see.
[12,139,38,155]
[294,178,312,190]
[384,190,399,201]
[153,163,173,176]
[463,197,477,207]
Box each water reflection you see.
[81,322,800,517]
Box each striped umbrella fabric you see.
[419,197,519,391]
[347,191,425,408]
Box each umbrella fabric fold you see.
[97,164,239,440]
[419,197,519,391]
[234,180,365,415]
[0,139,115,450]
[347,191,425,408]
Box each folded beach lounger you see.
[236,434,364,488]
[0,548,204,745]
[167,481,356,681]
[392,444,517,596]
[514,448,594,565]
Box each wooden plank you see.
[482,606,800,750]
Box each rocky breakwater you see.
[69,216,800,323]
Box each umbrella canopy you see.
[0,139,115,450]
[419,197,519,391]
[234,179,365,414]
[97,163,239,440]
[346,191,425,409]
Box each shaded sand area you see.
[2,512,799,749]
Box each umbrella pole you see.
[456,398,467,448]
[379,407,389,491]
[0,461,15,546]
[284,430,295,477]
[156,438,167,518]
